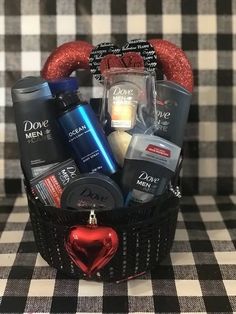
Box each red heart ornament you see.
[65,224,119,276]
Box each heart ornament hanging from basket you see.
[65,210,119,277]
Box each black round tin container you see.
[61,173,124,211]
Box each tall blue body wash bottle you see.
[57,92,117,175]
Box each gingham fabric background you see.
[0,0,236,196]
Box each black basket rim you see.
[27,189,179,230]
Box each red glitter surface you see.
[100,54,124,74]
[148,39,194,92]
[41,41,94,80]
[100,52,144,74]
[121,52,144,68]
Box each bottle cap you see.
[11,76,52,102]
[56,91,81,111]
[48,77,79,95]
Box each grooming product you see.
[125,189,154,206]
[122,134,181,197]
[61,173,124,211]
[30,159,79,207]
[102,69,156,132]
[155,81,192,146]
[48,77,79,95]
[108,131,132,167]
[56,91,117,175]
[11,76,69,180]
[108,82,138,130]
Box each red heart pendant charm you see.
[65,224,119,277]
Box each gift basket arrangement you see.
[11,38,193,282]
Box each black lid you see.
[11,76,52,102]
[61,173,124,211]
[56,91,81,111]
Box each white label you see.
[126,134,181,172]
[111,120,132,128]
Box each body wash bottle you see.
[57,91,118,175]
[155,80,192,146]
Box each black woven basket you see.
[27,185,180,282]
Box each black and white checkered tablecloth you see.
[0,195,235,313]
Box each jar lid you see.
[61,173,124,211]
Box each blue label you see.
[58,103,117,175]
